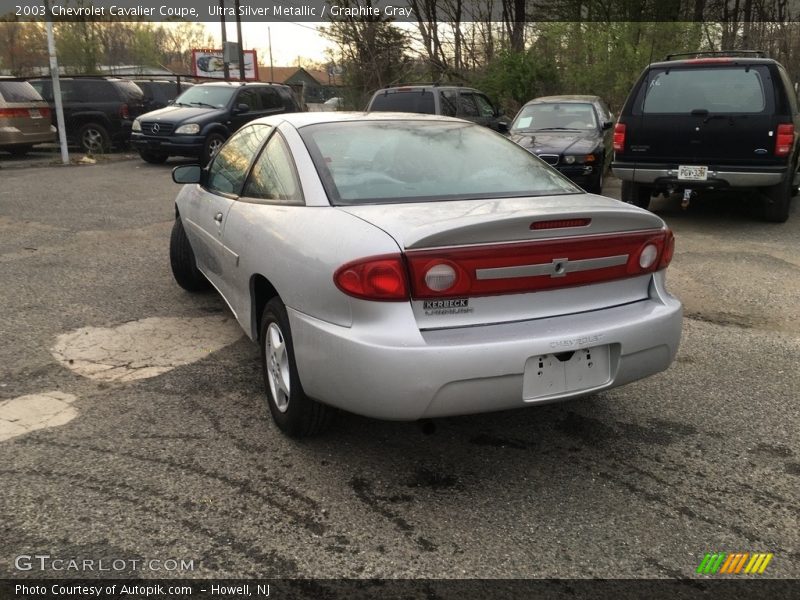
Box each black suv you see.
[366,84,508,132]
[131,81,303,164]
[612,51,800,222]
[28,77,146,153]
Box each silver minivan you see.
[0,79,55,155]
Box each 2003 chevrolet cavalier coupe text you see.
[169,112,682,437]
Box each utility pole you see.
[219,0,230,80]
[44,0,68,164]
[268,27,274,82]
[234,0,246,80]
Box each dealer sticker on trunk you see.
[423,298,472,315]
[678,165,708,181]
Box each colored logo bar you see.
[697,552,773,574]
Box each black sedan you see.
[509,95,614,194]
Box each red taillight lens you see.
[40,107,51,118]
[775,124,794,157]
[613,123,626,152]
[659,229,675,269]
[119,103,130,119]
[334,255,409,301]
[531,218,591,230]
[406,229,675,299]
[0,108,31,118]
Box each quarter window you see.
[207,125,271,196]
[243,133,303,203]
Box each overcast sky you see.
[206,21,334,68]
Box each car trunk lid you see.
[339,195,668,329]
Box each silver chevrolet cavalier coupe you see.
[169,112,682,437]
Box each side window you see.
[475,94,496,117]
[259,87,283,110]
[207,125,271,196]
[236,88,259,111]
[75,81,117,102]
[458,92,480,118]
[243,133,303,204]
[440,90,457,117]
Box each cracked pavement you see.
[0,160,798,581]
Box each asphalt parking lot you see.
[1,154,798,582]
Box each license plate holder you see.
[522,345,611,400]
[28,108,42,119]
[678,165,708,181]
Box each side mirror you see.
[235,103,250,114]
[166,99,174,105]
[497,121,509,133]
[172,164,202,184]
[602,121,613,130]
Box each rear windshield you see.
[114,80,144,101]
[369,90,436,114]
[641,67,768,113]
[0,81,43,103]
[299,120,580,205]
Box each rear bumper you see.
[289,274,682,421]
[131,133,204,156]
[0,127,55,147]
[612,162,787,187]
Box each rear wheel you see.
[621,180,652,209]
[139,150,168,164]
[260,298,332,438]
[762,172,793,223]
[169,217,209,291]
[77,122,110,154]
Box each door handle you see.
[214,212,223,223]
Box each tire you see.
[621,180,652,209]
[9,145,32,156]
[762,172,793,223]
[169,217,209,292]
[139,150,168,164]
[202,133,226,165]
[260,298,332,438]
[77,122,110,154]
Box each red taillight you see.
[531,218,591,230]
[0,108,31,118]
[406,229,674,299]
[659,229,675,269]
[40,107,51,117]
[685,58,732,64]
[775,123,794,157]
[613,123,626,152]
[119,103,130,119]
[334,255,409,301]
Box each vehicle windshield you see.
[300,120,581,205]
[511,103,598,132]
[641,67,767,114]
[173,86,234,108]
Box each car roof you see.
[525,95,602,104]
[647,57,777,69]
[376,85,478,93]
[195,81,286,88]
[258,111,473,129]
